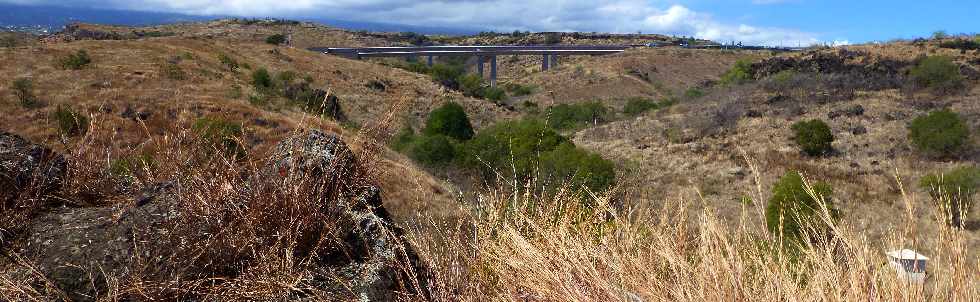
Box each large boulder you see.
[0,131,67,211]
[266,129,429,301]
[3,130,428,301]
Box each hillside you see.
[1,20,978,301]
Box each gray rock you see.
[268,130,429,301]
[0,131,67,205]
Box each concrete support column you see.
[542,54,550,71]
[478,56,485,77]
[490,56,498,87]
[427,55,433,66]
[551,54,559,67]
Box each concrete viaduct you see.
[309,45,629,86]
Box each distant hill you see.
[0,3,478,35]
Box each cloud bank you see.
[1,0,825,46]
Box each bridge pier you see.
[542,54,550,71]
[477,56,485,77]
[490,56,498,87]
[551,54,559,67]
[427,55,433,66]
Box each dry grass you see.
[410,163,978,301]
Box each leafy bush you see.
[193,117,246,158]
[539,143,617,192]
[11,77,38,108]
[548,102,609,130]
[684,87,705,98]
[251,68,273,89]
[423,102,475,141]
[909,56,963,92]
[52,105,88,136]
[457,74,485,97]
[791,119,834,156]
[408,134,456,166]
[720,59,753,85]
[58,50,92,70]
[217,53,239,71]
[482,86,507,101]
[765,171,837,245]
[920,166,980,227]
[908,109,970,157]
[460,119,568,178]
[265,34,287,45]
[430,63,465,90]
[504,83,535,96]
[623,97,676,116]
[391,124,416,152]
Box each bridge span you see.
[309,45,629,86]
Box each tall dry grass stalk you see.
[409,166,979,301]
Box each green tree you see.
[908,109,970,158]
[251,68,273,89]
[423,102,475,141]
[460,119,568,178]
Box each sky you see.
[1,0,977,46]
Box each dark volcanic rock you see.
[266,130,429,301]
[0,132,66,204]
[3,130,427,301]
[828,105,865,119]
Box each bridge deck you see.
[310,45,629,58]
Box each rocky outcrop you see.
[751,49,909,91]
[0,132,66,206]
[1,130,428,301]
[266,129,428,301]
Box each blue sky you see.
[1,0,977,45]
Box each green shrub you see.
[622,97,658,116]
[430,63,465,89]
[251,68,273,89]
[58,50,92,70]
[539,143,617,192]
[460,119,568,178]
[920,166,980,227]
[457,74,485,97]
[482,86,507,101]
[765,171,837,245]
[791,119,834,156]
[423,102,475,140]
[408,134,456,166]
[265,34,287,45]
[939,39,980,51]
[684,87,705,98]
[720,59,753,85]
[52,105,88,136]
[192,117,246,158]
[11,77,38,108]
[217,53,239,71]
[908,109,970,157]
[391,124,416,152]
[548,102,609,130]
[909,56,963,92]
[504,83,535,96]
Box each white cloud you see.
[1,0,826,46]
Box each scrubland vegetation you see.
[1,21,979,301]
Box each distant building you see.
[887,249,928,284]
